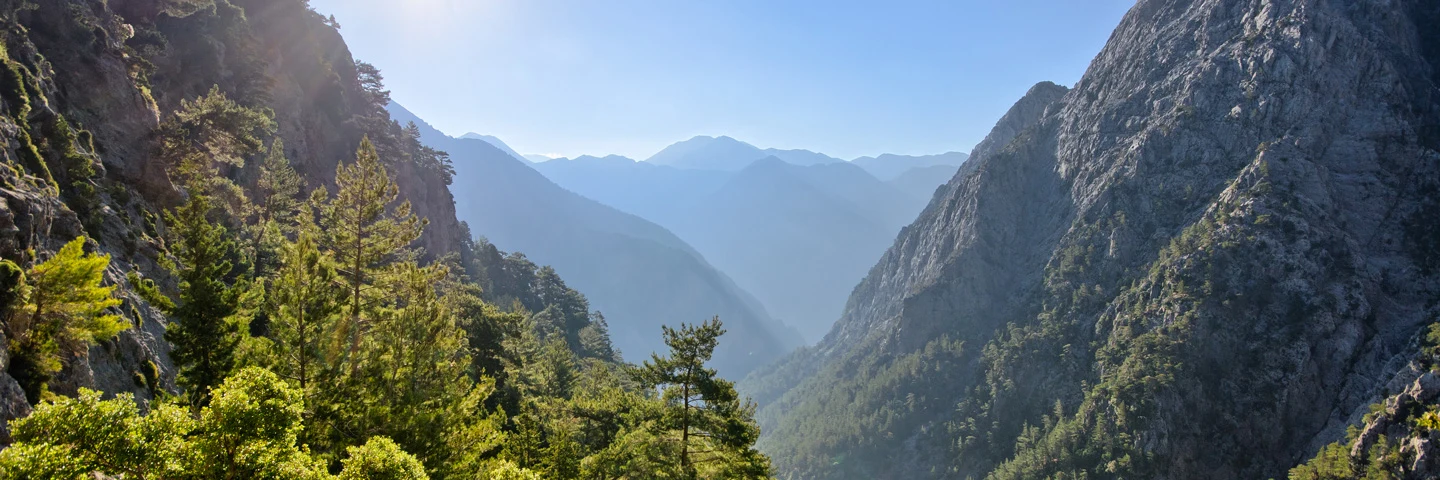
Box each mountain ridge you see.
[743,1,1440,478]
[389,103,802,375]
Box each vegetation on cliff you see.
[0,0,772,478]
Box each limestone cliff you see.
[0,0,465,440]
[744,0,1440,478]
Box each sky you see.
[308,0,1134,160]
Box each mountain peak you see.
[645,135,766,170]
[456,132,528,163]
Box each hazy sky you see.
[308,0,1134,160]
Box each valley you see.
[0,0,1435,479]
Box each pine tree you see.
[165,194,243,406]
[401,122,454,184]
[256,138,304,230]
[157,85,275,211]
[319,136,425,372]
[638,317,771,479]
[361,262,477,473]
[3,238,127,403]
[249,138,306,275]
[266,226,344,442]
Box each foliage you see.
[128,270,176,313]
[157,85,276,205]
[165,193,245,406]
[318,136,424,372]
[45,115,101,232]
[249,138,307,275]
[0,367,428,479]
[264,226,343,447]
[465,238,618,363]
[0,3,774,475]
[338,437,429,480]
[2,238,127,403]
[1289,443,1356,480]
[637,317,772,479]
[402,121,454,185]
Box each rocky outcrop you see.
[0,0,470,436]
[746,0,1440,478]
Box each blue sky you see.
[309,0,1134,160]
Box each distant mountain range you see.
[531,138,966,342]
[640,135,850,171]
[851,152,970,180]
[390,104,801,376]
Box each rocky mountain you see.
[851,151,969,181]
[459,132,528,162]
[742,1,1440,479]
[0,0,466,436]
[389,103,801,375]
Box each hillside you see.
[459,132,527,162]
[0,0,463,437]
[536,153,929,342]
[742,1,1440,479]
[664,158,911,341]
[389,103,800,375]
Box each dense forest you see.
[0,0,770,478]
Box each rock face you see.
[0,0,468,436]
[743,0,1440,479]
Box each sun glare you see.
[394,0,504,38]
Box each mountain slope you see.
[389,103,799,375]
[663,158,911,342]
[851,151,969,181]
[459,132,528,162]
[531,155,731,221]
[0,0,468,434]
[763,148,843,166]
[886,164,959,211]
[534,154,928,342]
[644,135,765,170]
[743,1,1440,479]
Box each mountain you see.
[532,155,731,221]
[885,164,959,209]
[0,0,468,432]
[640,134,840,170]
[662,158,914,342]
[743,1,1440,479]
[522,153,555,163]
[390,103,800,375]
[762,148,843,166]
[534,154,920,342]
[458,132,528,162]
[644,135,767,170]
[850,151,969,180]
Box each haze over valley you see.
[0,1,1437,479]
